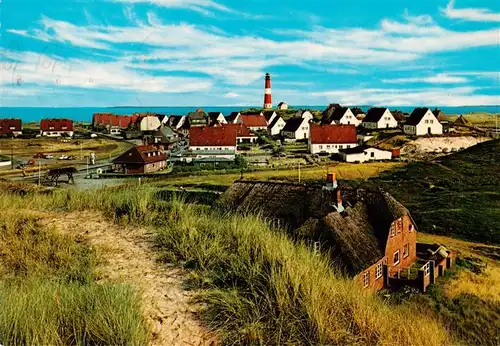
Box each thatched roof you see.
[219,180,411,275]
[455,115,471,125]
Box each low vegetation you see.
[370,140,500,244]
[0,199,149,345]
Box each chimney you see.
[263,73,272,109]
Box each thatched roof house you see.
[219,180,416,279]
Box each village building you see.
[218,177,454,292]
[296,109,314,122]
[362,108,398,129]
[218,123,257,143]
[150,127,177,148]
[227,112,241,124]
[324,107,361,126]
[40,119,74,137]
[109,127,122,135]
[187,109,208,127]
[403,108,443,136]
[92,113,136,131]
[237,114,267,132]
[454,115,471,127]
[139,116,162,133]
[167,115,186,130]
[308,124,358,154]
[208,112,227,126]
[112,145,167,174]
[282,117,310,140]
[277,102,288,110]
[339,146,393,163]
[268,116,286,136]
[0,118,22,137]
[263,110,278,125]
[189,126,238,161]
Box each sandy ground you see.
[44,211,217,346]
[402,136,491,154]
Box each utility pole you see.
[38,160,41,186]
[11,146,14,170]
[298,161,301,183]
[86,156,89,176]
[80,143,83,160]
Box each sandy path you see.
[44,211,217,346]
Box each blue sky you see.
[1,0,499,107]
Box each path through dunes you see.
[44,211,217,346]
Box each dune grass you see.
[0,183,466,345]
[0,195,150,345]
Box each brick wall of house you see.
[358,257,387,291]
[385,214,417,267]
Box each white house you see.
[326,107,361,127]
[362,108,398,129]
[282,117,310,140]
[227,112,241,124]
[189,126,237,160]
[404,108,443,136]
[296,110,314,122]
[208,112,227,126]
[168,115,186,130]
[339,146,393,163]
[140,116,162,132]
[308,124,358,154]
[263,110,278,125]
[268,116,286,136]
[277,102,288,110]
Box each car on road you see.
[58,155,70,160]
[45,154,54,159]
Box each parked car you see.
[58,155,69,160]
[45,154,54,159]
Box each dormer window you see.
[62,126,67,130]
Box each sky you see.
[0,0,499,107]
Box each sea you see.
[0,106,499,123]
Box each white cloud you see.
[382,73,469,84]
[224,92,239,98]
[311,86,500,106]
[441,0,500,22]
[112,0,234,16]
[0,50,213,95]
[403,9,433,25]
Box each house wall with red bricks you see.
[385,214,417,267]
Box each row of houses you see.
[0,118,74,137]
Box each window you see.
[390,224,396,237]
[403,244,409,258]
[376,262,383,279]
[423,262,431,277]
[370,152,375,158]
[409,224,414,232]
[363,271,370,288]
[319,145,323,149]
[393,250,400,265]
[339,145,343,149]
[326,145,331,149]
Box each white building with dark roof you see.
[404,108,443,136]
[362,108,398,129]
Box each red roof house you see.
[112,145,167,174]
[189,126,238,160]
[237,115,267,131]
[40,119,74,137]
[0,118,22,137]
[309,124,358,154]
[219,123,257,143]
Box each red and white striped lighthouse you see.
[263,73,272,109]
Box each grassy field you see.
[155,162,402,188]
[0,184,450,345]
[0,200,149,345]
[444,112,499,128]
[0,137,132,161]
[369,140,500,244]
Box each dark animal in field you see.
[45,167,78,186]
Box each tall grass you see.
[0,183,452,345]
[0,192,150,345]
[154,197,450,345]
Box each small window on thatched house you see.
[376,263,383,279]
[363,272,370,288]
[403,244,409,258]
[393,250,400,265]
[390,224,396,237]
